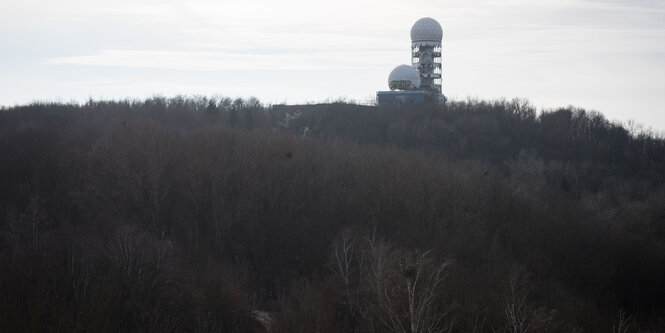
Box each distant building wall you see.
[377,91,426,106]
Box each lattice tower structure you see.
[410,17,443,94]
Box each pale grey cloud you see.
[46,48,403,71]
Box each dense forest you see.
[1,96,664,332]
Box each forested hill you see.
[1,97,664,332]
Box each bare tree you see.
[504,266,533,333]
[361,237,452,333]
[8,193,50,250]
[331,228,361,312]
[399,251,451,333]
[612,309,631,333]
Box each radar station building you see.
[377,17,446,106]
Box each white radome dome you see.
[410,17,442,42]
[388,64,421,90]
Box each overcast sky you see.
[1,0,664,129]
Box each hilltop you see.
[1,96,664,332]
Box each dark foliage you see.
[0,96,664,332]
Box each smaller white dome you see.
[388,65,421,90]
[410,17,442,42]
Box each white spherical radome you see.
[410,17,442,42]
[388,65,421,90]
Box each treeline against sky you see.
[1,96,664,332]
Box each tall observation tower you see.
[376,17,445,106]
[410,17,443,95]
